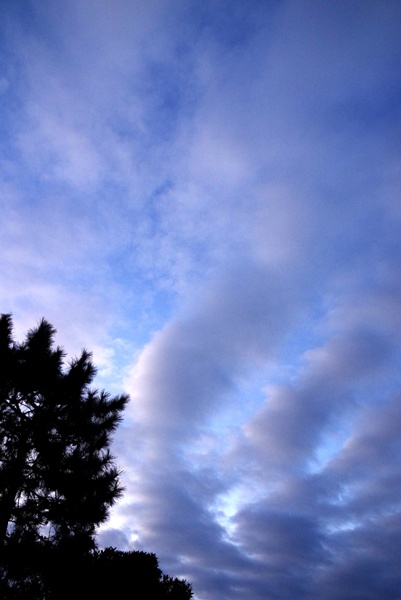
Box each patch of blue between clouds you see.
[1,2,401,600]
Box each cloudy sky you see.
[2,1,401,598]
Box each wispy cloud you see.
[2,1,401,598]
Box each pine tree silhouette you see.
[0,314,193,600]
[0,314,128,597]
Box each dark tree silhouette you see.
[0,314,129,596]
[0,314,193,600]
[77,548,193,599]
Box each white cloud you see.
[1,2,401,599]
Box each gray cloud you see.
[2,1,401,599]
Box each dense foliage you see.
[0,314,192,599]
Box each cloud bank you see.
[2,1,401,598]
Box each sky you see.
[1,1,401,598]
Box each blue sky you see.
[2,1,401,598]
